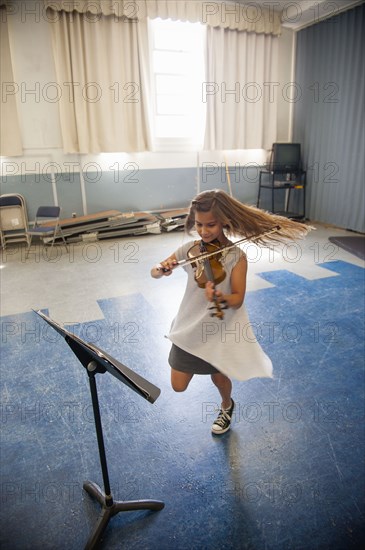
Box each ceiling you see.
[232,0,363,30]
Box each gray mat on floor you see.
[329,236,365,260]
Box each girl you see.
[151,190,311,435]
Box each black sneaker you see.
[211,399,235,435]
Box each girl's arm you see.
[151,253,178,278]
[205,255,247,309]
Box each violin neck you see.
[199,241,215,282]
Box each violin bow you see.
[173,225,282,269]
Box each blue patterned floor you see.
[1,260,364,549]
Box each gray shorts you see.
[168,344,219,375]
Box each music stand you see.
[35,310,164,549]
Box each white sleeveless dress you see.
[168,240,273,381]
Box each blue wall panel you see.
[55,173,83,219]
[84,168,198,213]
[2,166,264,220]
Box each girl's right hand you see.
[151,255,177,278]
[158,258,177,275]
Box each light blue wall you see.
[1,165,270,220]
[55,173,84,219]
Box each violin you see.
[158,226,281,320]
[188,239,228,320]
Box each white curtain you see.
[0,4,23,157]
[48,10,152,153]
[204,26,278,150]
[44,0,281,34]
[44,0,281,154]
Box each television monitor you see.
[270,143,301,172]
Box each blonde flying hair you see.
[185,189,313,244]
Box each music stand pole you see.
[34,310,164,550]
[83,361,164,550]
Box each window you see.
[149,18,206,151]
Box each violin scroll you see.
[208,298,228,319]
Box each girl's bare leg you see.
[211,372,232,410]
[171,369,194,392]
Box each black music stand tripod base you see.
[83,363,164,549]
[83,480,164,550]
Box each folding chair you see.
[26,206,68,258]
[0,194,30,249]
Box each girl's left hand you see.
[205,281,224,303]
